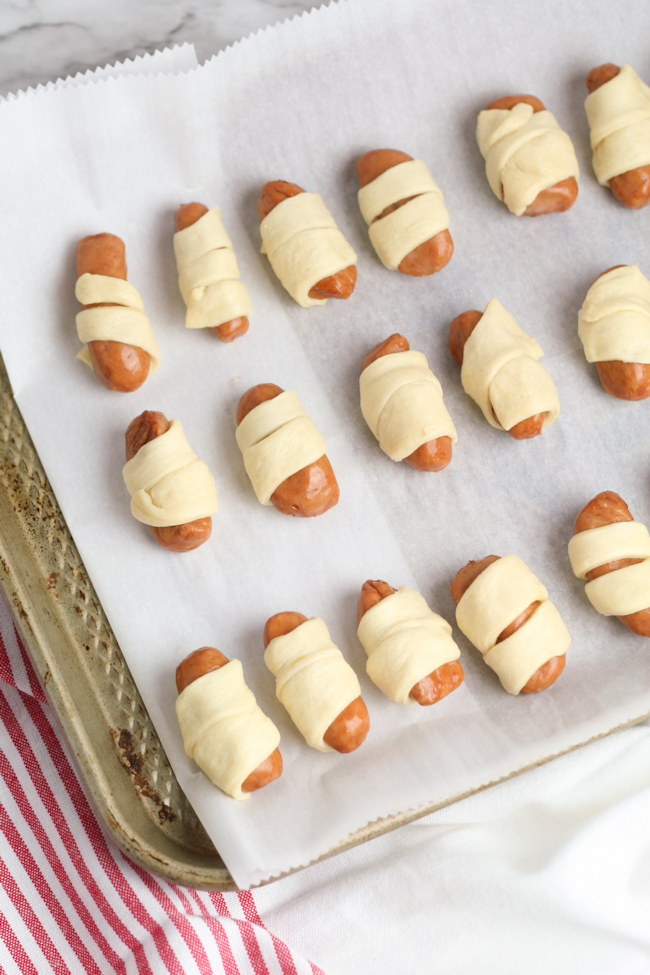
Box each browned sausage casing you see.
[175,203,249,342]
[573,490,650,636]
[355,149,454,275]
[76,233,151,392]
[263,612,369,752]
[447,309,547,439]
[258,180,357,300]
[124,410,212,552]
[449,556,566,693]
[362,334,453,471]
[236,383,339,517]
[585,64,650,209]
[485,95,578,216]
[176,646,283,792]
[357,580,464,705]
[587,266,650,400]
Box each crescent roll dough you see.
[173,206,251,329]
[175,660,281,801]
[122,418,218,527]
[75,272,161,369]
[235,390,327,505]
[568,520,650,617]
[357,587,461,703]
[585,64,650,185]
[360,349,457,461]
[264,617,361,751]
[259,192,357,307]
[455,554,571,695]
[460,298,560,431]
[476,102,579,215]
[578,265,650,366]
[357,159,450,269]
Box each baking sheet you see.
[1,0,649,888]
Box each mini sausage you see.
[124,410,212,552]
[584,265,650,401]
[573,491,650,636]
[263,612,369,752]
[76,233,151,391]
[449,556,566,693]
[355,149,453,275]
[447,309,547,439]
[236,383,339,517]
[585,64,650,209]
[362,334,453,470]
[480,95,578,216]
[176,646,283,795]
[175,203,249,342]
[258,180,357,300]
[476,95,578,217]
[357,579,463,705]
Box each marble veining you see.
[0,0,315,97]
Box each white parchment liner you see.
[1,43,198,99]
[0,0,649,888]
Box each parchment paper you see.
[1,0,649,888]
[1,43,198,98]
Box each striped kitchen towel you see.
[0,590,323,975]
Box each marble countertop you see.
[0,0,316,96]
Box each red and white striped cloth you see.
[0,591,324,975]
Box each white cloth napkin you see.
[256,718,650,974]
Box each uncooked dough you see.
[357,586,461,703]
[568,520,650,616]
[476,102,579,215]
[578,264,650,365]
[122,418,218,527]
[175,660,281,801]
[259,192,356,307]
[357,159,450,269]
[455,554,570,695]
[360,349,457,461]
[585,64,650,185]
[173,206,251,329]
[235,390,327,505]
[264,617,361,751]
[75,272,161,369]
[460,298,560,431]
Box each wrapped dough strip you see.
[236,383,339,517]
[585,64,650,209]
[175,203,249,342]
[355,148,453,275]
[176,646,283,793]
[585,265,650,401]
[263,612,370,753]
[484,95,578,216]
[258,180,356,300]
[362,334,453,470]
[449,556,566,693]
[76,233,151,391]
[357,580,464,704]
[447,309,547,439]
[124,410,212,552]
[573,491,650,636]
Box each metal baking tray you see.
[0,352,443,889]
[0,352,233,889]
[3,350,647,889]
